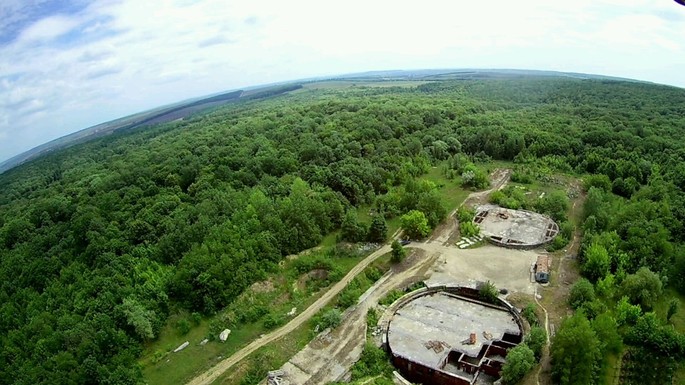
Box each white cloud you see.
[1,0,685,163]
[17,14,81,43]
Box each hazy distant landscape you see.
[0,69,641,175]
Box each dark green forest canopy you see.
[1,77,685,384]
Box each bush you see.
[579,299,607,320]
[263,313,285,330]
[379,289,404,306]
[320,308,342,330]
[615,296,642,326]
[490,190,507,206]
[367,308,379,328]
[667,299,680,321]
[569,278,595,310]
[350,342,394,379]
[583,174,612,192]
[460,221,480,238]
[547,234,569,252]
[191,312,202,325]
[338,282,361,309]
[457,206,475,224]
[501,343,536,384]
[522,303,539,327]
[176,319,191,336]
[479,281,499,304]
[391,240,407,263]
[525,326,547,360]
[621,267,663,310]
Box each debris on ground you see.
[219,329,231,342]
[461,332,477,345]
[173,341,189,353]
[424,340,451,353]
[267,369,286,385]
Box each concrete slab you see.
[475,205,558,248]
[387,292,520,369]
[426,244,538,295]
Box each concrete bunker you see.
[385,286,524,385]
[474,204,558,249]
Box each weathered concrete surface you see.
[387,292,519,368]
[475,205,558,248]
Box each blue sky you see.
[1,0,684,163]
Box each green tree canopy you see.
[390,240,407,263]
[621,267,663,310]
[551,312,602,385]
[400,210,430,240]
[501,343,535,385]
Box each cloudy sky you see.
[1,0,684,163]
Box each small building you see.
[534,255,551,283]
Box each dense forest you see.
[1,76,685,384]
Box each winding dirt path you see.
[185,169,511,385]
[534,189,585,385]
[186,244,390,385]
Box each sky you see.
[1,0,684,163]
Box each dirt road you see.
[281,249,439,384]
[186,169,511,385]
[186,244,390,385]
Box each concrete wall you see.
[384,285,525,385]
[392,355,471,385]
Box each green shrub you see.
[569,278,595,310]
[522,303,539,326]
[457,206,475,223]
[350,342,394,379]
[501,343,536,384]
[320,308,342,330]
[479,281,499,304]
[263,313,285,330]
[525,326,547,360]
[379,289,404,306]
[191,312,202,325]
[460,221,480,238]
[176,319,191,336]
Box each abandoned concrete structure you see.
[384,286,523,385]
[474,205,558,249]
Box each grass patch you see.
[654,289,685,329]
[214,255,392,385]
[214,317,314,385]
[379,281,426,306]
[420,163,470,211]
[141,249,367,385]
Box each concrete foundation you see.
[385,287,523,385]
[474,205,558,249]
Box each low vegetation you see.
[1,76,685,384]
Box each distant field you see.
[299,80,430,91]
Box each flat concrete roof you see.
[475,205,558,247]
[387,292,520,369]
